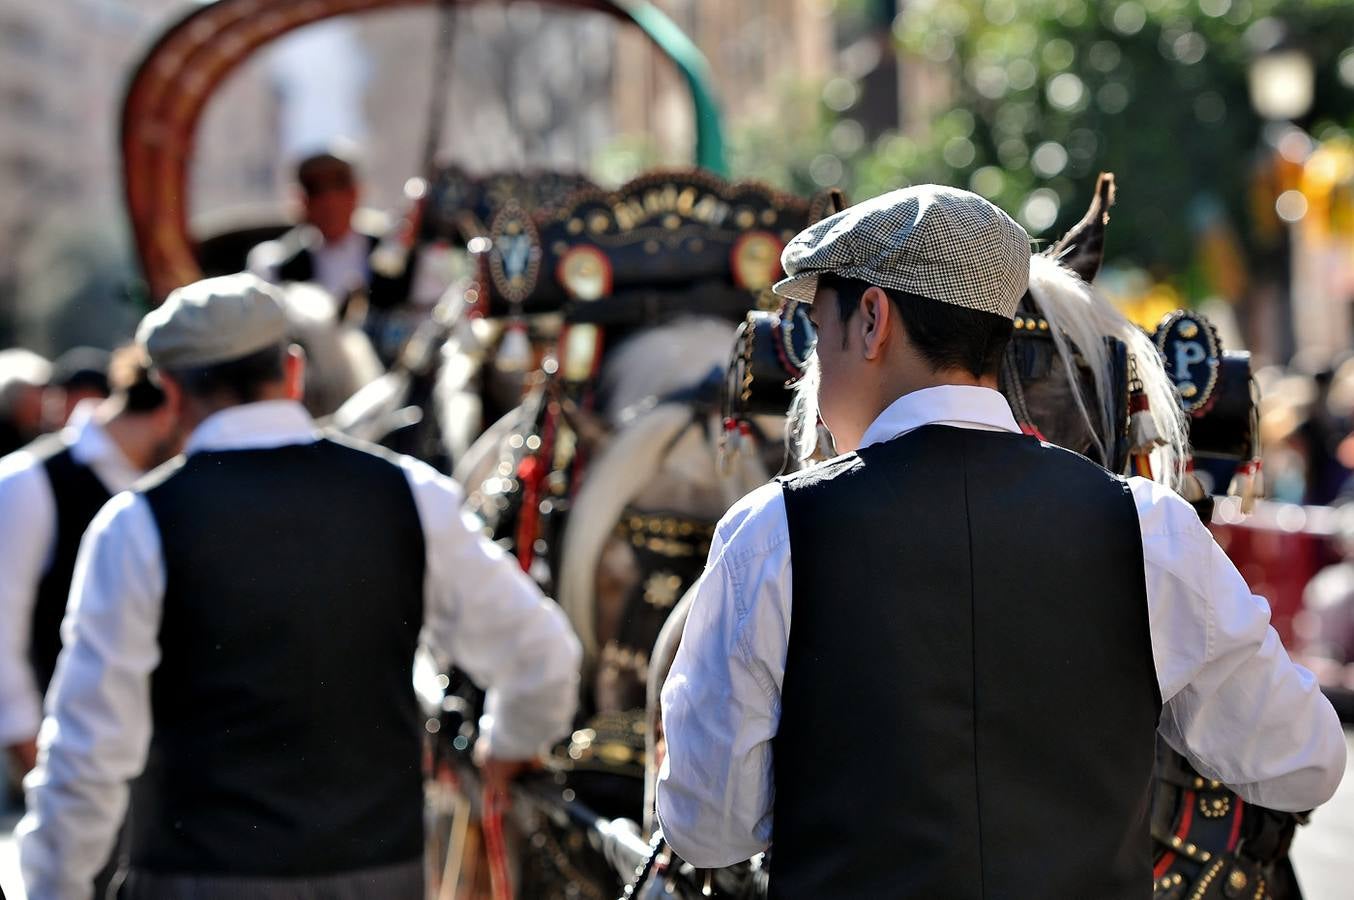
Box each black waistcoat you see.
[29,434,112,694]
[773,425,1160,900]
[134,437,426,877]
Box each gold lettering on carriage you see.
[610,186,731,231]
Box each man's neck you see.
[867,370,998,429]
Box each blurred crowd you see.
[0,347,114,457]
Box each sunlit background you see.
[2,1,1354,894]
[5,1,1354,369]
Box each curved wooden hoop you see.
[121,0,726,302]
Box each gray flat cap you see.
[137,274,289,369]
[773,185,1031,319]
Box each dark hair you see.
[824,274,1013,378]
[165,342,287,405]
[107,346,165,413]
[296,152,356,196]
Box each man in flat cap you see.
[656,186,1344,898]
[18,274,581,899]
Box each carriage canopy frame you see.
[121,0,728,303]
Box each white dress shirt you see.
[18,400,581,899]
[657,385,1347,869]
[0,413,141,747]
[248,227,370,304]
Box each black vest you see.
[773,426,1161,900]
[274,226,415,311]
[29,434,113,694]
[134,437,426,877]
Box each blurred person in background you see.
[0,349,51,456]
[18,274,579,899]
[1296,366,1352,506]
[1,348,173,791]
[248,149,418,365]
[43,347,111,431]
[248,148,410,315]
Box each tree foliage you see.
[732,0,1354,292]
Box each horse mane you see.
[558,403,699,659]
[600,317,738,421]
[557,402,772,661]
[280,282,383,417]
[1025,254,1188,489]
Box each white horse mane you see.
[1025,254,1188,489]
[557,316,770,659]
[600,316,737,422]
[279,282,383,417]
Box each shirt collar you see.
[185,400,319,456]
[858,385,1021,449]
[66,412,132,470]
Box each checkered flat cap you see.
[138,273,289,369]
[773,185,1031,319]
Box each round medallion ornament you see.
[556,245,613,302]
[487,202,541,304]
[731,231,784,292]
[1154,310,1222,414]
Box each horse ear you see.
[1046,172,1116,283]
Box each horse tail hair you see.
[557,402,698,662]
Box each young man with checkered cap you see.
[18,274,581,899]
[656,186,1344,899]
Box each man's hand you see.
[6,738,38,782]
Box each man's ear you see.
[859,286,892,361]
[157,372,184,419]
[284,344,307,402]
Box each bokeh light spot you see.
[1171,31,1208,65]
[1089,40,1122,73]
[1112,2,1147,36]
[969,166,1006,199]
[1008,58,1038,91]
[1275,190,1308,223]
[1096,81,1131,113]
[998,138,1030,169]
[1042,38,1076,71]
[984,0,1018,27]
[971,63,1011,99]
[1032,141,1069,178]
[1340,49,1354,89]
[1021,188,1061,233]
[809,153,844,187]
[822,78,859,112]
[944,136,977,169]
[830,119,865,155]
[1047,72,1088,111]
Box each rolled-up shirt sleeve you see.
[657,483,791,869]
[401,458,581,759]
[18,492,164,900]
[0,457,56,747]
[1134,478,1346,811]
